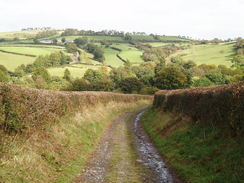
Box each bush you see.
[153,81,244,136]
[0,83,151,133]
[140,86,159,94]
[192,77,214,87]
[154,66,188,89]
[65,43,78,53]
[0,65,9,82]
[119,77,143,93]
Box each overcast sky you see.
[0,0,243,39]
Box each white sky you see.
[0,0,244,39]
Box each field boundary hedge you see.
[0,83,151,133]
[0,49,36,57]
[153,82,244,135]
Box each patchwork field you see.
[171,43,235,67]
[0,45,66,71]
[0,52,35,71]
[57,35,123,41]
[112,43,144,63]
[0,46,64,56]
[48,64,110,78]
[103,48,124,67]
[77,49,101,65]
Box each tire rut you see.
[75,108,178,183]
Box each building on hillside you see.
[39,40,53,44]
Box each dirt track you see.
[74,108,177,183]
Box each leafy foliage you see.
[154,66,188,89]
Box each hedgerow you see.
[0,83,151,133]
[153,81,244,135]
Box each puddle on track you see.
[132,111,173,183]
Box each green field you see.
[171,43,235,67]
[112,43,144,63]
[148,42,190,48]
[147,42,170,47]
[0,46,64,56]
[103,48,124,67]
[159,35,189,41]
[0,52,35,71]
[0,43,64,49]
[78,49,102,65]
[48,64,110,78]
[131,35,155,41]
[56,35,123,41]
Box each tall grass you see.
[0,101,150,183]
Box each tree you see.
[33,38,39,44]
[14,66,25,77]
[86,43,104,62]
[192,77,214,87]
[205,73,230,85]
[181,61,196,70]
[74,37,88,46]
[154,66,188,89]
[154,60,165,74]
[68,78,92,91]
[171,56,183,64]
[119,77,143,93]
[32,67,51,83]
[61,29,79,36]
[232,55,244,67]
[132,65,154,86]
[61,38,66,43]
[93,48,105,62]
[109,67,135,88]
[0,65,9,82]
[65,43,78,53]
[52,39,58,45]
[93,79,113,91]
[63,68,71,81]
[83,69,104,83]
[123,34,132,41]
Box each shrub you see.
[0,83,151,133]
[153,81,244,136]
[154,66,188,89]
[119,77,143,93]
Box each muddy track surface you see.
[74,108,177,183]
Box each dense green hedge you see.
[0,83,151,133]
[153,82,244,135]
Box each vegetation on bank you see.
[142,108,243,183]
[141,82,244,183]
[0,85,150,182]
[0,82,151,182]
[0,83,151,133]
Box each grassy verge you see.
[0,100,149,183]
[141,108,243,183]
